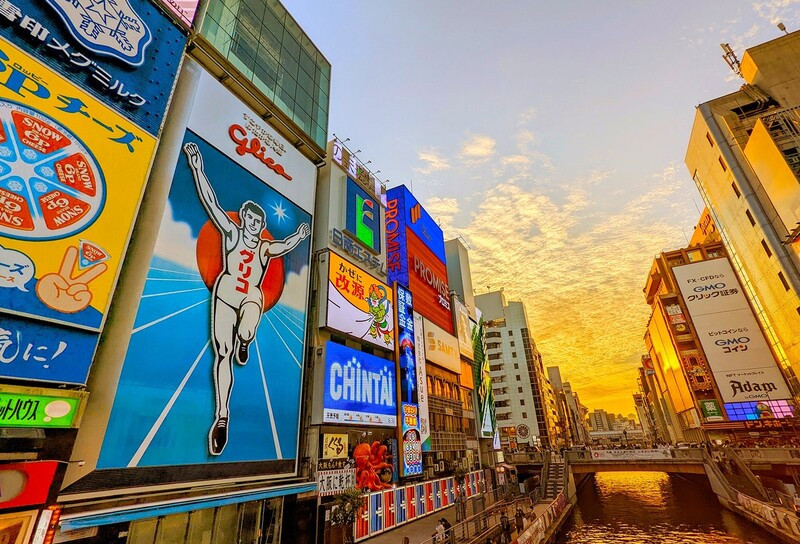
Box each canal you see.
[556,472,776,543]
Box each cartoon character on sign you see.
[353,440,394,491]
[183,143,310,456]
[44,0,153,66]
[36,246,107,313]
[366,284,392,345]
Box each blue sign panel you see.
[323,341,397,427]
[97,129,312,469]
[0,313,96,384]
[385,188,409,288]
[345,178,381,253]
[396,284,422,477]
[0,0,186,135]
[386,185,446,265]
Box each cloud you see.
[425,196,460,236]
[153,201,198,272]
[280,266,310,312]
[415,148,450,175]
[518,107,538,126]
[460,134,496,164]
[752,0,800,24]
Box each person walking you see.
[435,519,446,543]
[515,508,524,533]
[500,512,512,543]
[440,517,453,544]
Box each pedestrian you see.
[500,512,512,543]
[402,538,410,544]
[435,519,446,543]
[793,492,800,512]
[440,517,453,544]
[523,512,531,529]
[515,508,524,533]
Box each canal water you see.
[556,472,775,543]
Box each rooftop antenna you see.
[720,43,743,79]
[778,22,789,35]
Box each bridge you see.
[566,447,707,474]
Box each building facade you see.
[475,291,555,449]
[685,30,800,398]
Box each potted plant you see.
[329,487,365,544]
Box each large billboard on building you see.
[423,318,460,373]
[97,70,314,472]
[396,284,422,477]
[673,258,792,404]
[386,186,453,333]
[453,297,474,360]
[326,252,394,351]
[414,313,431,451]
[322,341,397,427]
[473,315,496,439]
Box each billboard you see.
[414,313,431,451]
[326,252,394,350]
[323,341,397,427]
[473,316,496,439]
[97,70,314,470]
[396,284,422,477]
[156,0,201,28]
[673,258,792,403]
[423,318,460,373]
[0,383,86,428]
[0,0,186,137]
[453,297,474,360]
[386,187,452,334]
[346,178,381,253]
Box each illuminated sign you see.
[0,461,58,509]
[408,231,453,333]
[414,313,431,451]
[673,258,792,403]
[331,140,383,203]
[326,252,394,350]
[317,458,356,497]
[453,297,474,360]
[330,228,385,274]
[323,341,397,427]
[385,185,446,263]
[346,178,381,253]
[423,317,460,373]
[699,399,723,421]
[396,284,422,476]
[0,385,84,428]
[322,433,348,459]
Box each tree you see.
[329,487,365,544]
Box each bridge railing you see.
[506,451,547,464]
[565,447,706,463]
[733,447,800,463]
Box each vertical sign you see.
[414,313,431,451]
[396,284,422,476]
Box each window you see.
[746,209,755,226]
[512,352,517,358]
[732,182,741,198]
[488,353,502,360]
[718,157,727,172]
[490,364,503,372]
[510,341,515,347]
[508,330,513,336]
[520,399,525,405]
[518,387,523,393]
[779,271,790,291]
[706,132,714,147]
[516,375,521,381]
[522,412,528,419]
[514,363,519,370]
[761,240,772,258]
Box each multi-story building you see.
[643,239,795,444]
[475,291,554,448]
[547,368,590,446]
[686,30,800,396]
[589,409,611,432]
[633,393,654,440]
[562,383,591,445]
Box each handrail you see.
[415,491,525,544]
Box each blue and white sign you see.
[0,313,96,384]
[323,341,397,427]
[0,0,186,135]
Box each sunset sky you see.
[284,1,800,414]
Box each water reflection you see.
[557,472,775,544]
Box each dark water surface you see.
[556,472,776,544]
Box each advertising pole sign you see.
[97,70,315,474]
[323,341,397,427]
[326,252,395,351]
[414,313,431,452]
[396,284,422,477]
[672,258,793,403]
[0,1,186,385]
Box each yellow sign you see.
[326,251,395,350]
[322,433,349,459]
[0,37,156,331]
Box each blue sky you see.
[284,0,800,414]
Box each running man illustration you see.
[183,142,310,456]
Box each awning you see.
[59,481,316,531]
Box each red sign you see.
[407,230,453,334]
[0,461,58,509]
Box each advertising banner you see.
[156,0,201,28]
[345,178,381,254]
[673,258,792,403]
[589,449,672,461]
[322,433,348,459]
[396,284,422,476]
[317,458,356,497]
[98,70,314,470]
[0,0,186,137]
[700,399,724,421]
[0,38,157,340]
[0,461,58,510]
[453,297,474,360]
[0,384,85,428]
[414,313,431,451]
[0,510,36,544]
[323,341,397,427]
[326,252,394,351]
[423,317,460,373]
[473,316,496,439]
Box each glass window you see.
[239,501,263,544]
[213,504,240,543]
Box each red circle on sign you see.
[195,211,285,313]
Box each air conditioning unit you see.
[425,468,435,479]
[436,451,444,461]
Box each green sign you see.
[700,399,723,420]
[0,391,81,428]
